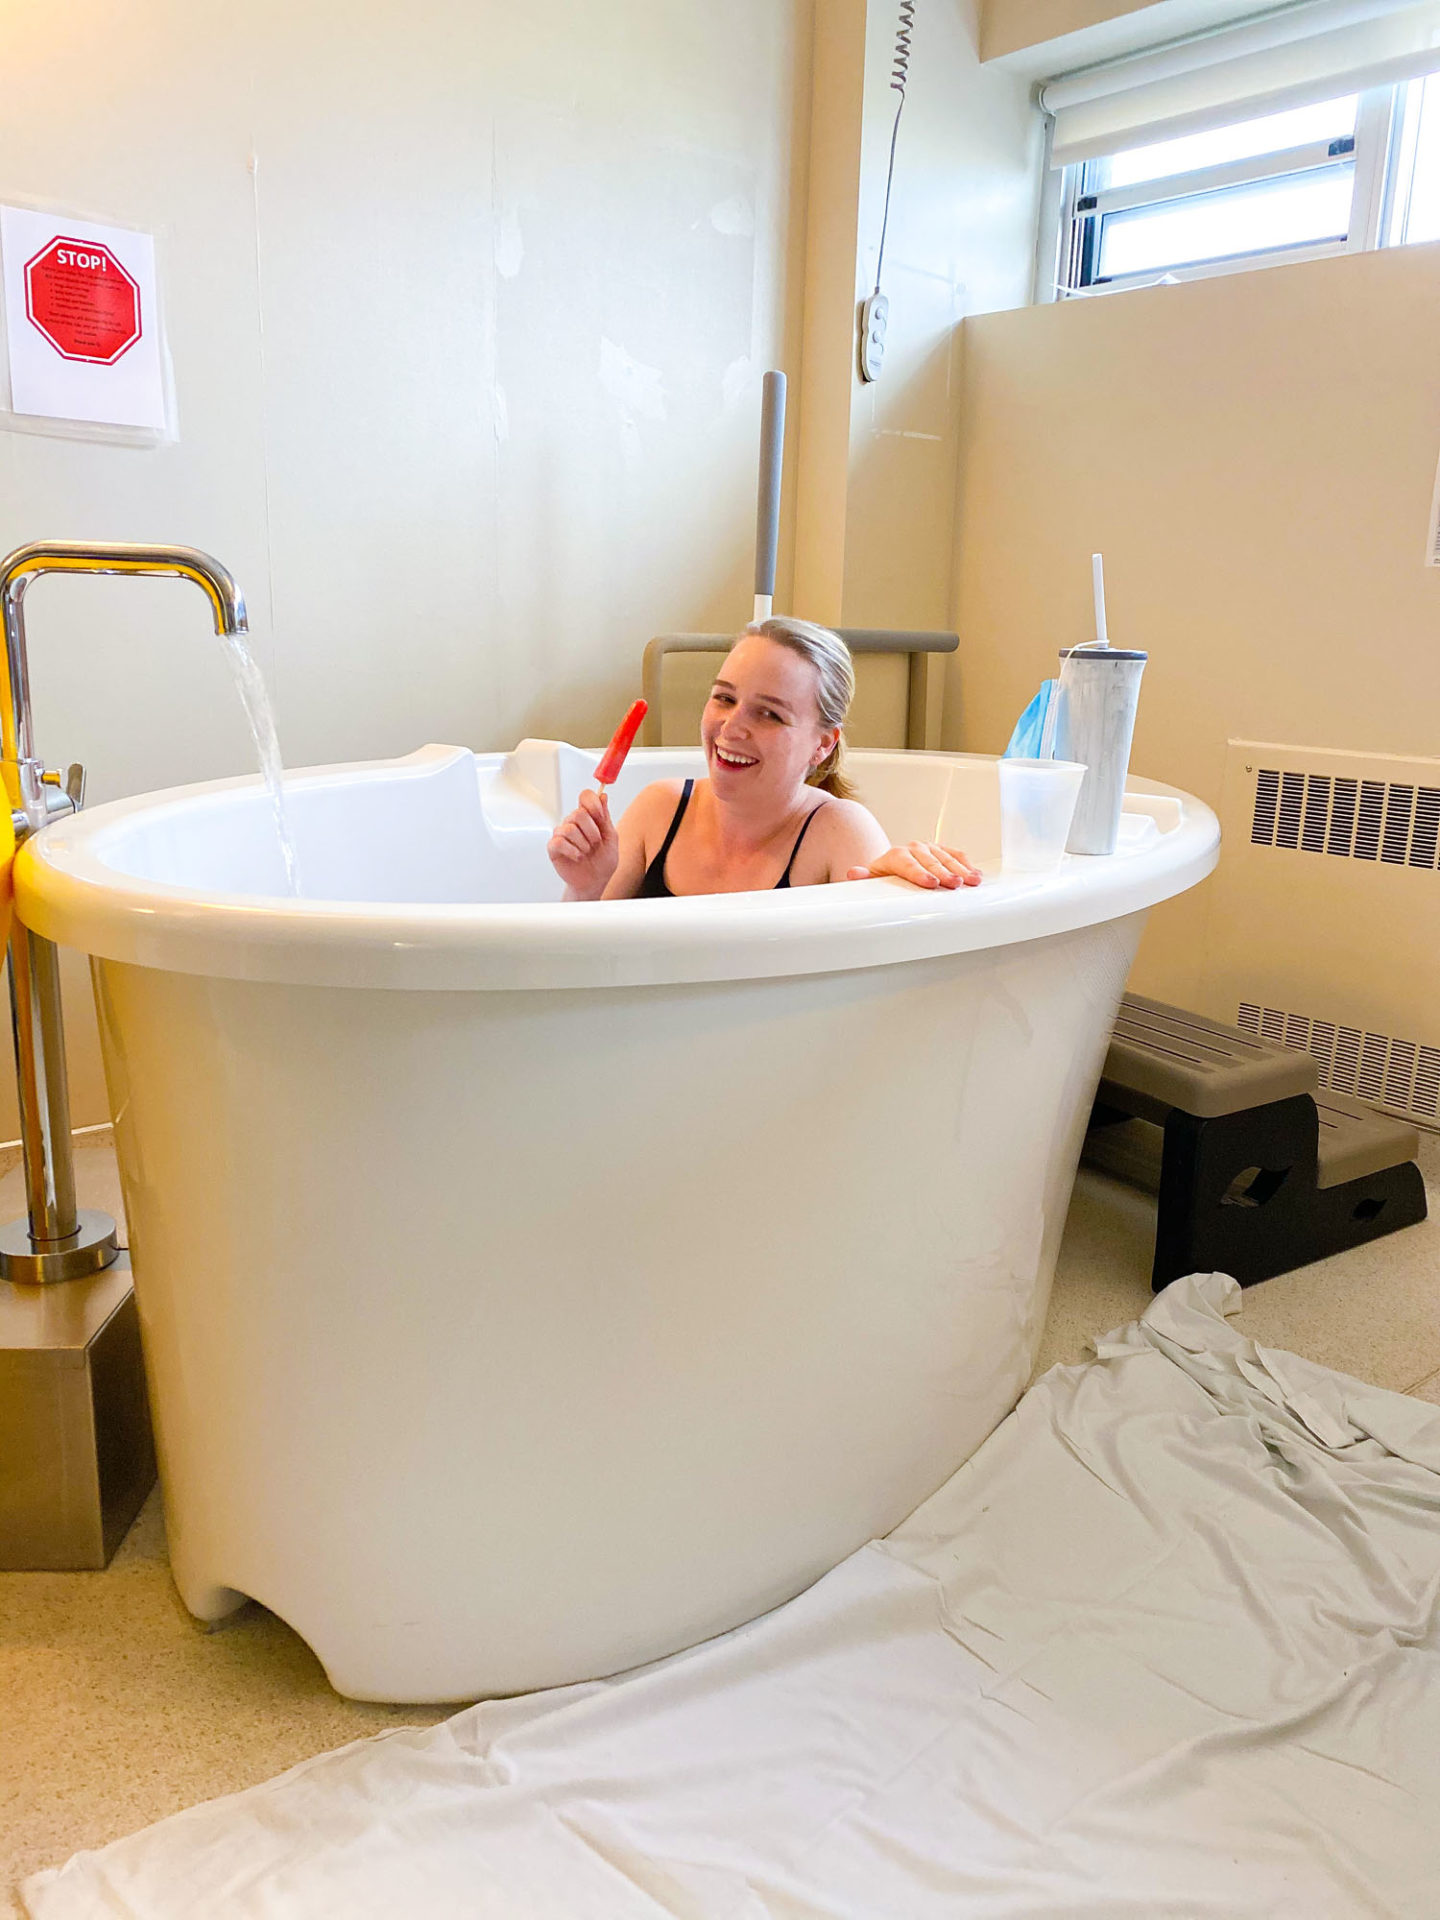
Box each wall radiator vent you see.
[1250,766,1440,869]
[1236,1002,1440,1124]
[1197,743,1440,1134]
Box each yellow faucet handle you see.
[0,796,14,939]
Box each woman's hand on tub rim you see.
[548,789,620,900]
[846,843,981,890]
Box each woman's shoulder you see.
[617,777,693,834]
[813,792,877,822]
[801,793,889,871]
[628,776,692,811]
[808,793,883,838]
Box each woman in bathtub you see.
[548,617,981,900]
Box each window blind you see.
[1043,0,1440,165]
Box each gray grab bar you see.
[641,627,958,753]
[753,374,786,613]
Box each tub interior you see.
[80,741,1180,905]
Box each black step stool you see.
[1083,995,1428,1290]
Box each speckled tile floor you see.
[1032,1131,1440,1403]
[2,1129,1437,1913]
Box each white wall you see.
[0,0,1052,1144]
[2,0,811,792]
[787,0,1040,629]
[841,0,1040,630]
[0,0,811,1131]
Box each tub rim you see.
[14,747,1219,992]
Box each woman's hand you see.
[548,790,620,900]
[846,843,981,890]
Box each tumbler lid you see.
[1057,646,1147,661]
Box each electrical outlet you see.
[858,292,888,383]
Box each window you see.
[1388,70,1440,243]
[1052,76,1440,296]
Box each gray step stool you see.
[1084,995,1429,1289]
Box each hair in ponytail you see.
[743,617,857,800]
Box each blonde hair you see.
[742,616,856,800]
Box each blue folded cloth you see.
[1003,680,1057,759]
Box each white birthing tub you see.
[17,744,1218,1703]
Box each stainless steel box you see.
[0,1256,155,1568]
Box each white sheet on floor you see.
[25,1273,1440,1920]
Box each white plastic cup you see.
[998,758,1087,874]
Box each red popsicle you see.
[593,699,648,791]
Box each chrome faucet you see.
[0,542,248,1283]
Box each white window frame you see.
[1383,70,1440,244]
[1041,85,1398,301]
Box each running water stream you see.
[218,630,301,895]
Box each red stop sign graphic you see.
[24,236,142,365]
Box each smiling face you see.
[701,634,839,812]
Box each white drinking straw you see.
[1091,552,1109,648]
[1039,679,1060,760]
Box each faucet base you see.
[0,1208,120,1285]
[0,1252,155,1566]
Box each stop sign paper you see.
[2,205,167,431]
[25,237,142,365]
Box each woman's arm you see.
[803,798,981,890]
[548,789,617,899]
[601,784,673,899]
[547,783,679,901]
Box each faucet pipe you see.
[0,541,248,1283]
[1,541,248,766]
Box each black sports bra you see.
[637,780,826,898]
